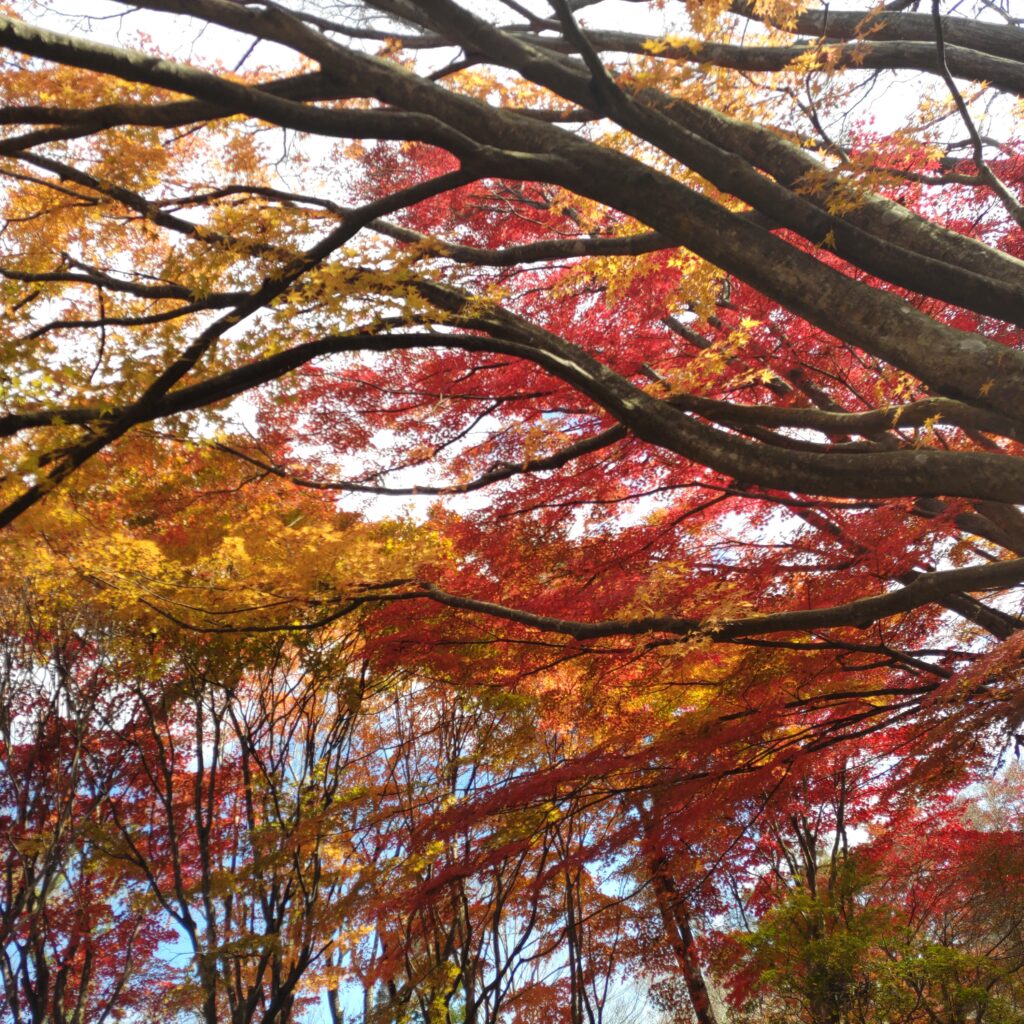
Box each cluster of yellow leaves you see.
[663,314,762,393]
[0,431,443,639]
[0,52,336,419]
[642,33,703,57]
[749,0,814,28]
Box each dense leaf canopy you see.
[0,0,1023,1021]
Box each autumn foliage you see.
[0,0,1023,1021]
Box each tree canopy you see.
[1,0,1023,1021]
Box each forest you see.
[0,0,1023,1021]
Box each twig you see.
[931,0,1024,229]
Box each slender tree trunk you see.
[649,863,719,1024]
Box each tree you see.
[1,0,1022,749]
[715,763,1024,1024]
[0,601,175,1024]
[1,0,1024,1018]
[0,434,440,1023]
